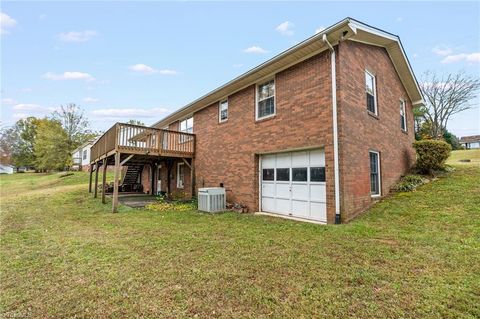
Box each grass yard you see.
[1,151,479,318]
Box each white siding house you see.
[0,164,14,174]
[72,138,98,171]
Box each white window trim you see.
[176,162,184,189]
[369,150,381,197]
[400,99,407,132]
[179,116,194,134]
[179,116,194,143]
[365,70,378,116]
[219,98,228,123]
[255,77,276,121]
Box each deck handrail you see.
[90,123,195,162]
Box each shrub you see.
[413,140,451,174]
[392,174,424,192]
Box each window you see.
[369,151,381,196]
[179,116,193,142]
[219,99,228,122]
[82,149,87,160]
[310,167,325,182]
[256,79,275,120]
[292,167,308,182]
[365,70,377,114]
[276,168,289,181]
[177,163,184,188]
[400,99,407,131]
[262,168,274,181]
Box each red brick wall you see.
[158,40,415,223]
[193,51,336,221]
[336,40,415,221]
[141,165,152,194]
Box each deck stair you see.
[122,165,143,185]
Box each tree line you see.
[0,104,98,171]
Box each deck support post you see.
[94,161,99,198]
[190,158,195,199]
[150,163,156,195]
[102,158,107,204]
[112,152,121,213]
[88,164,93,193]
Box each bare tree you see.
[419,71,480,139]
[51,103,92,151]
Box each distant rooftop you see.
[459,135,480,143]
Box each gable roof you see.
[152,17,424,128]
[72,137,99,154]
[460,135,480,143]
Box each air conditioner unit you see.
[198,187,226,213]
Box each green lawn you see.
[1,151,479,318]
[446,148,480,165]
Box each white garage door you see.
[261,149,326,222]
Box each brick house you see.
[89,18,423,223]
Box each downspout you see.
[323,34,341,224]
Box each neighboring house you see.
[89,17,423,224]
[459,135,480,149]
[0,164,14,174]
[72,138,98,171]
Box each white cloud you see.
[91,107,170,118]
[43,71,95,81]
[276,21,294,36]
[0,12,17,35]
[442,52,480,64]
[83,97,100,103]
[13,103,42,111]
[13,103,54,112]
[432,46,453,56]
[315,26,325,34]
[58,30,97,42]
[244,46,268,54]
[128,64,178,75]
[1,98,17,105]
[10,104,57,119]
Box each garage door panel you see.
[310,184,326,202]
[310,149,325,166]
[291,184,308,201]
[276,183,290,199]
[292,151,309,167]
[276,153,291,167]
[310,202,327,221]
[275,198,290,215]
[262,155,275,168]
[262,183,275,197]
[292,200,309,218]
[262,197,275,212]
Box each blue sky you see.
[1,1,479,136]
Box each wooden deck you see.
[90,123,195,163]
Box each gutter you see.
[323,34,341,224]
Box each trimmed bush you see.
[392,174,424,192]
[413,140,451,174]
